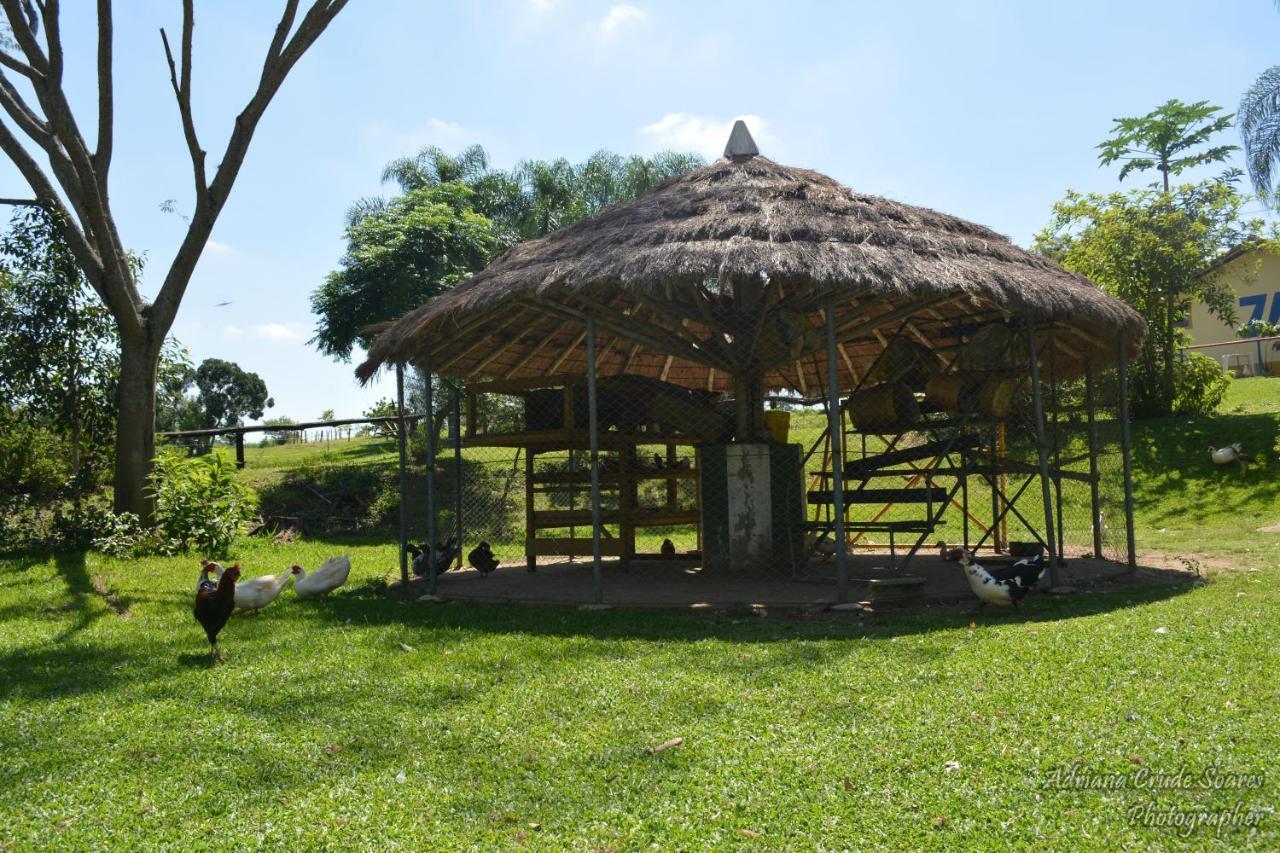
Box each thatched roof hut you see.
[358,125,1144,426]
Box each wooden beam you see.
[660,354,674,382]
[548,328,588,374]
[437,311,524,373]
[528,298,733,373]
[504,318,571,379]
[575,291,733,368]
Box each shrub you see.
[147,452,257,556]
[1172,351,1232,415]
[0,420,74,501]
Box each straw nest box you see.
[358,122,1145,436]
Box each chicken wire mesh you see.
[403,325,1135,594]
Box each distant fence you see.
[158,415,418,468]
[1188,334,1280,377]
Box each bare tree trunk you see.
[114,332,161,518]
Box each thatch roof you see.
[357,149,1145,392]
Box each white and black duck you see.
[947,547,1047,612]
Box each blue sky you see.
[8,0,1278,422]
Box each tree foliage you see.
[1036,180,1268,417]
[192,359,273,429]
[312,145,704,361]
[310,183,499,359]
[0,208,119,492]
[1097,99,1238,190]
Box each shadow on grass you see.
[289,569,1198,646]
[1130,411,1280,521]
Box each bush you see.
[147,452,257,555]
[1172,351,1232,415]
[0,420,75,501]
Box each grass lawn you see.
[1,539,1277,848]
[3,377,1274,847]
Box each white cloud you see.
[252,323,307,343]
[222,325,244,340]
[527,0,556,12]
[599,4,645,35]
[205,239,237,255]
[639,113,772,160]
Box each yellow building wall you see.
[1186,250,1280,376]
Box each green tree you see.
[193,358,273,429]
[310,182,500,360]
[0,208,118,491]
[1036,181,1267,416]
[1240,63,1280,202]
[0,2,348,520]
[1097,99,1238,190]
[312,145,703,362]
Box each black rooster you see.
[194,563,240,661]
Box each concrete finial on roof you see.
[723,119,759,160]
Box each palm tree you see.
[1240,67,1280,202]
[1239,3,1280,202]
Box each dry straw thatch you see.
[357,151,1144,392]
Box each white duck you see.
[1209,442,1253,476]
[200,560,294,612]
[291,555,351,598]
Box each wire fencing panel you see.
[417,342,1133,587]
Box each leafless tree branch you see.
[42,0,60,84]
[159,0,205,198]
[0,49,40,80]
[94,0,112,181]
[0,0,48,74]
[152,0,348,326]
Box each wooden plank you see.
[159,414,417,439]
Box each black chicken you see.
[467,541,499,575]
[194,563,240,661]
[660,538,676,557]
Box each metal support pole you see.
[586,318,604,604]
[396,365,409,586]
[1117,340,1138,571]
[452,385,463,569]
[1026,322,1060,587]
[826,305,849,602]
[424,356,438,594]
[1084,360,1103,558]
[1049,331,1065,566]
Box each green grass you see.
[1,380,1278,847]
[1,541,1276,848]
